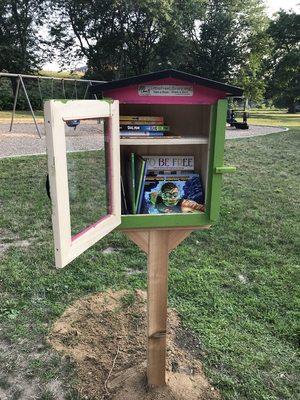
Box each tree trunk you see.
[287,100,296,113]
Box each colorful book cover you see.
[120,125,170,132]
[141,174,205,214]
[120,116,164,123]
[120,131,164,137]
[143,156,194,171]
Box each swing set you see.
[0,72,105,138]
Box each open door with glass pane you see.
[44,100,121,268]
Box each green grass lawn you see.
[0,130,299,399]
[247,110,300,127]
[0,110,44,122]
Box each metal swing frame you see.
[0,72,105,138]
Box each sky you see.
[43,0,300,72]
[266,0,299,15]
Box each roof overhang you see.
[90,69,243,97]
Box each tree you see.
[234,4,271,103]
[50,0,178,80]
[186,0,241,81]
[49,0,126,80]
[180,0,269,95]
[118,1,163,75]
[154,0,205,71]
[0,0,48,74]
[49,0,272,101]
[266,10,300,113]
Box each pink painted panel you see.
[103,77,226,104]
[71,215,110,242]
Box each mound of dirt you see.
[48,290,220,400]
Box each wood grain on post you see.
[147,230,169,387]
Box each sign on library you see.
[138,85,193,97]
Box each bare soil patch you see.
[0,229,33,253]
[0,339,66,400]
[48,290,220,400]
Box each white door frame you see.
[44,100,121,268]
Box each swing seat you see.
[66,119,80,128]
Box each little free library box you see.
[45,69,243,268]
[45,69,243,389]
[91,69,242,230]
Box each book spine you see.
[137,163,148,214]
[134,159,146,214]
[130,153,136,214]
[119,120,162,126]
[120,131,164,137]
[120,116,164,123]
[120,125,169,132]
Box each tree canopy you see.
[48,0,273,103]
[0,0,299,109]
[266,11,300,112]
[0,0,48,73]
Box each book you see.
[134,155,147,214]
[120,125,170,132]
[141,174,204,214]
[124,153,148,214]
[120,136,181,140]
[120,116,164,123]
[119,120,163,126]
[125,153,136,214]
[120,131,164,137]
[121,176,128,214]
[143,156,194,171]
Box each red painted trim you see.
[106,117,113,215]
[71,215,111,242]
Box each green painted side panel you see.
[206,99,228,222]
[119,213,211,229]
[215,166,236,174]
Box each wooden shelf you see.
[120,136,208,146]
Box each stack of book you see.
[122,154,205,215]
[119,116,169,138]
[122,153,148,214]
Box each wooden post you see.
[147,230,169,387]
[124,228,198,388]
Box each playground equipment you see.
[45,69,243,392]
[0,72,104,137]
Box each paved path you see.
[0,122,288,159]
[226,125,288,139]
[0,123,103,158]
